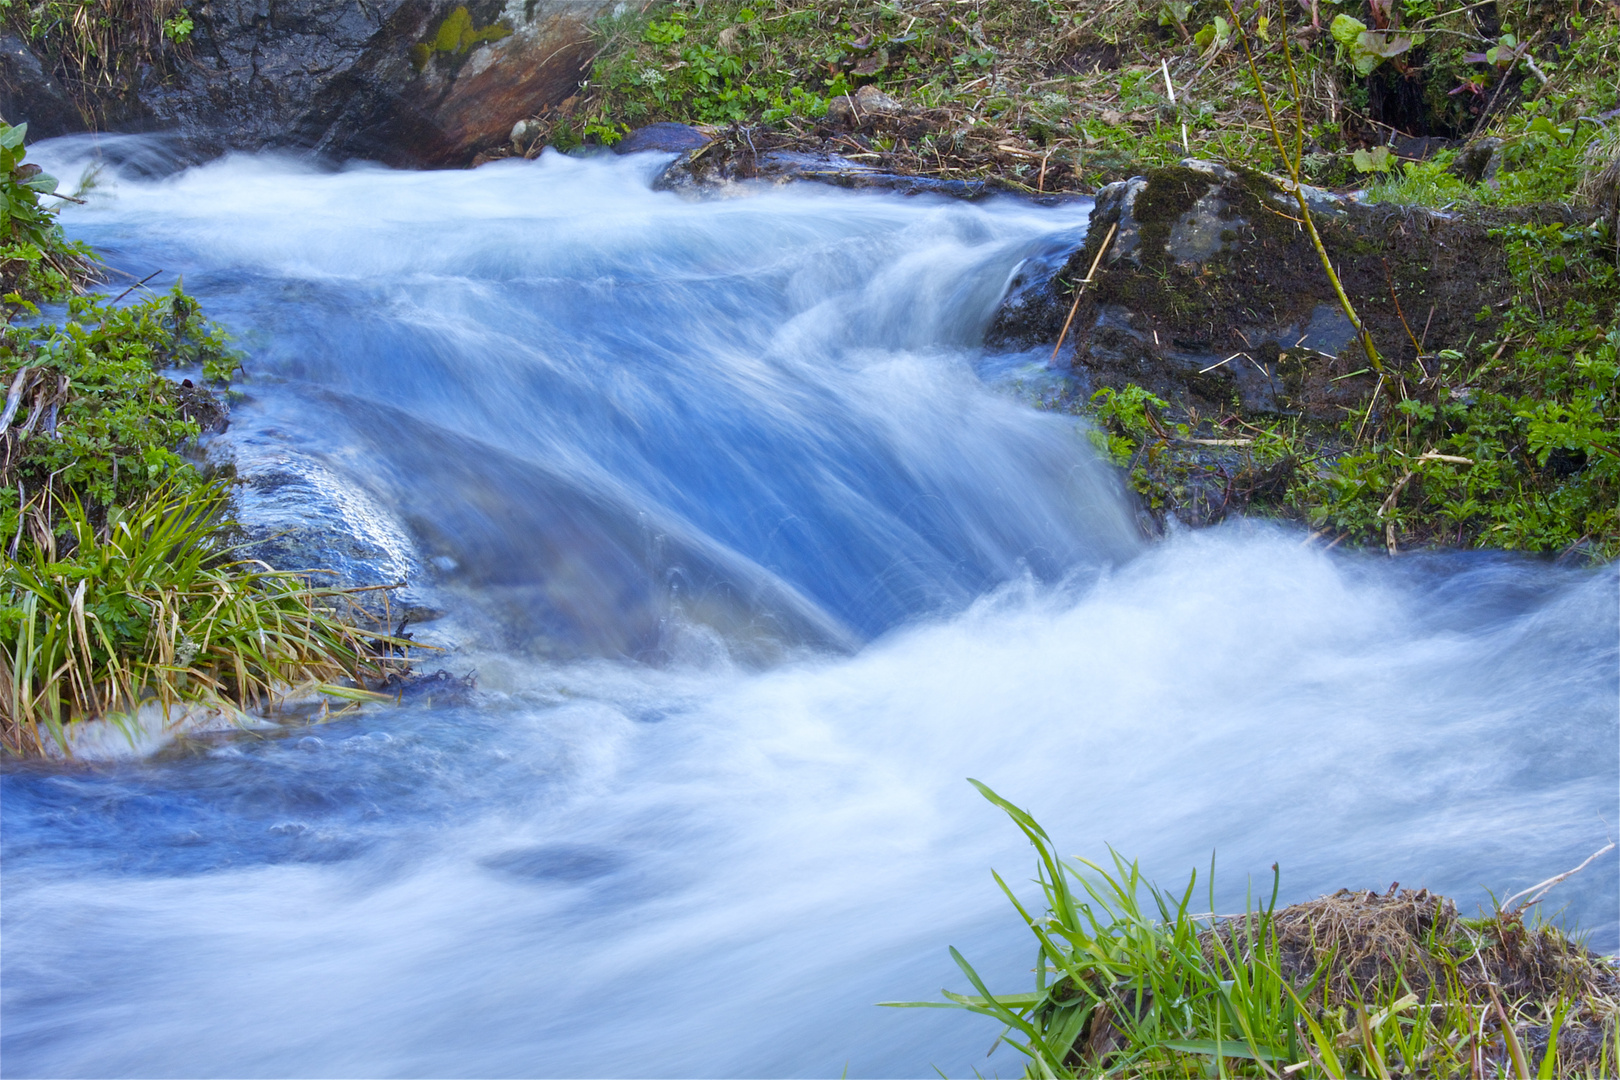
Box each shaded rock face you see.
[0,33,81,138]
[0,0,612,167]
[989,159,1537,419]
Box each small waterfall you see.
[2,140,1614,1078]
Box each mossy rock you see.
[988,159,1562,419]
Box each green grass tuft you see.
[0,484,406,756]
[887,782,1620,1078]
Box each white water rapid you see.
[2,139,1616,1078]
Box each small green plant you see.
[1352,144,1395,174]
[888,782,1620,1077]
[1087,384,1168,466]
[885,781,1322,1076]
[1330,12,1423,77]
[0,122,94,302]
[161,10,190,43]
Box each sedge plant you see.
[0,482,408,755]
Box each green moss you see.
[1128,165,1210,268]
[410,6,511,72]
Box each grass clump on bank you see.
[0,123,405,757]
[888,782,1620,1078]
[1,486,404,756]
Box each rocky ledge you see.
[988,158,1565,418]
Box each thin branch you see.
[1504,842,1617,915]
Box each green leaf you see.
[21,170,58,195]
[1353,145,1393,173]
[1358,30,1416,59]
[1331,13,1367,49]
[1164,1039,1289,1062]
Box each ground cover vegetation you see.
[525,0,1617,560]
[887,782,1620,1078]
[0,0,193,125]
[534,0,1614,195]
[0,123,404,757]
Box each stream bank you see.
[986,159,1616,557]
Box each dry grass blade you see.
[1049,220,1118,366]
[1504,842,1618,916]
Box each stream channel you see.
[1,139,1617,1078]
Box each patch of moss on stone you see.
[410,6,511,72]
[1126,165,1209,269]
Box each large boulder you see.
[989,159,1545,418]
[0,0,613,167]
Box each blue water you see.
[2,140,1616,1078]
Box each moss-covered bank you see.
[1003,160,1617,558]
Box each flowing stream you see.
[2,140,1616,1078]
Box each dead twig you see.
[106,269,164,308]
[1504,842,1617,916]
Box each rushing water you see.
[2,139,1616,1078]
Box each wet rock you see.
[2,0,614,167]
[988,158,1536,419]
[509,118,544,151]
[654,139,988,199]
[212,428,445,631]
[171,378,229,434]
[0,32,82,138]
[375,667,476,707]
[1449,137,1504,184]
[614,122,713,155]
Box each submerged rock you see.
[614,122,714,155]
